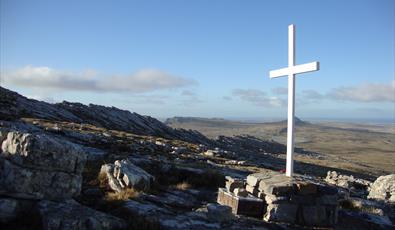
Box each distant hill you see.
[166,116,309,128]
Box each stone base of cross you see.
[269,24,320,177]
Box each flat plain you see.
[166,117,395,177]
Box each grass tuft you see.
[105,188,140,201]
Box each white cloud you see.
[232,89,285,107]
[2,65,196,93]
[328,81,395,102]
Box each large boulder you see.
[1,132,85,174]
[100,159,154,192]
[37,199,126,230]
[0,131,86,200]
[368,174,395,203]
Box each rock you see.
[337,209,394,230]
[264,194,289,204]
[121,200,220,230]
[37,199,126,230]
[1,132,86,174]
[0,198,19,222]
[142,189,199,209]
[264,203,298,223]
[225,180,244,193]
[301,205,328,226]
[82,188,103,197]
[160,211,221,230]
[295,182,317,195]
[245,184,259,196]
[207,203,233,223]
[318,194,339,205]
[246,172,275,187]
[0,131,86,200]
[217,188,265,218]
[171,146,187,154]
[233,188,248,197]
[203,150,215,157]
[224,160,246,165]
[82,147,107,161]
[368,174,395,203]
[0,157,83,200]
[0,198,35,223]
[100,159,154,192]
[325,171,371,197]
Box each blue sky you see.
[1,0,394,121]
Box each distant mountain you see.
[277,117,309,126]
[0,87,212,145]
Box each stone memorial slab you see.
[217,188,265,218]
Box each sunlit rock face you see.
[100,159,154,192]
[0,131,86,200]
[368,174,395,203]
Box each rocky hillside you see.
[0,87,211,145]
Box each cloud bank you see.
[228,80,394,108]
[2,65,196,93]
[328,81,395,102]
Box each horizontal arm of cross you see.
[269,61,319,78]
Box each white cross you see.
[269,24,320,177]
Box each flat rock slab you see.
[37,200,126,230]
[246,171,278,187]
[121,200,221,230]
[217,188,265,218]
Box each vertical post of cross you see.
[286,24,296,177]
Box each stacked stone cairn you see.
[218,170,339,227]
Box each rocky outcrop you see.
[37,199,126,230]
[325,171,371,197]
[0,131,86,200]
[368,174,395,203]
[0,87,212,145]
[100,159,154,192]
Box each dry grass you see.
[174,181,191,190]
[105,188,140,201]
[98,171,108,188]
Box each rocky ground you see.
[0,86,394,229]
